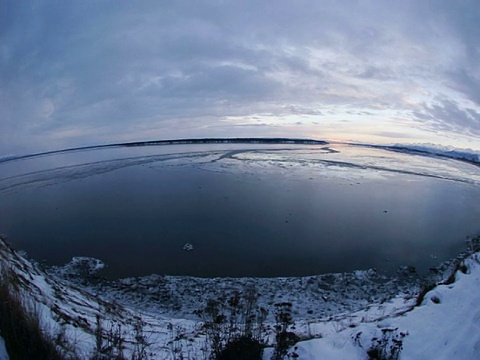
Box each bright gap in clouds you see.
[0,0,479,154]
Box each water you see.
[1,143,479,278]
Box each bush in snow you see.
[272,302,299,360]
[216,335,263,360]
[366,327,406,360]
[197,285,267,359]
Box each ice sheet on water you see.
[193,145,480,185]
[1,144,479,194]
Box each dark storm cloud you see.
[1,0,480,152]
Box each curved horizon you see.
[1,137,478,167]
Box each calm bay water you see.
[1,144,479,278]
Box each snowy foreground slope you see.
[265,253,480,360]
[1,237,479,359]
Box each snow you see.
[275,254,480,359]
[393,144,480,163]
[399,256,480,359]
[59,266,423,325]
[49,256,105,281]
[2,235,480,359]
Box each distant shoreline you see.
[0,137,478,168]
[0,137,329,164]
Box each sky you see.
[1,0,479,155]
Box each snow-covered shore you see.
[278,252,480,359]
[1,236,480,359]
[342,142,480,167]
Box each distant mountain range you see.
[362,144,480,167]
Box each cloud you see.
[373,131,420,139]
[447,69,480,106]
[413,97,480,136]
[1,0,480,152]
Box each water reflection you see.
[0,144,479,278]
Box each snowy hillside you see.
[1,236,479,359]
[268,252,480,359]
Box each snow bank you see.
[399,255,480,359]
[390,144,480,164]
[279,253,480,359]
[49,256,105,282]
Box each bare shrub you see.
[198,285,267,359]
[0,267,67,360]
[367,328,407,360]
[216,335,263,360]
[91,315,126,360]
[272,302,298,360]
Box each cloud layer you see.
[1,0,479,153]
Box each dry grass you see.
[0,266,67,360]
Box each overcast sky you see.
[1,0,479,154]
